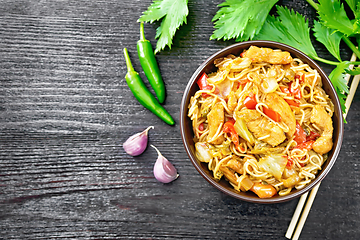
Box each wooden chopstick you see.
[286,52,359,240]
[285,192,308,238]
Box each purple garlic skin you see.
[151,145,179,183]
[123,126,154,156]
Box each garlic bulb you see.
[151,145,179,183]
[123,126,154,156]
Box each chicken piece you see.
[250,146,286,155]
[235,108,261,122]
[226,158,244,175]
[230,57,252,70]
[227,91,238,112]
[207,102,225,145]
[310,105,333,155]
[265,93,296,138]
[242,46,293,65]
[242,46,272,63]
[282,174,301,188]
[219,165,238,186]
[236,109,286,146]
[267,51,293,65]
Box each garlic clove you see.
[123,126,154,156]
[151,145,179,183]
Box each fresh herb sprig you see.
[210,0,279,42]
[138,0,189,54]
[308,0,360,59]
[253,5,359,113]
[210,0,360,114]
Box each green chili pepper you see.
[123,48,174,125]
[137,22,166,104]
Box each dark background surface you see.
[0,0,359,239]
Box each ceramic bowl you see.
[180,41,344,204]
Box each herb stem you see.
[306,0,319,11]
[343,36,360,59]
[312,56,339,66]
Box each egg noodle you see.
[188,46,334,198]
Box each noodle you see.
[188,46,334,198]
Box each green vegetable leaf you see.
[344,0,359,17]
[356,2,360,19]
[210,0,279,42]
[345,66,360,75]
[317,0,359,36]
[138,0,189,54]
[328,61,351,113]
[254,6,318,60]
[313,21,343,62]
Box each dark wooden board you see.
[0,0,359,239]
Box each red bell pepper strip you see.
[296,140,315,151]
[244,92,257,109]
[281,83,302,100]
[223,121,239,146]
[295,73,305,83]
[306,131,321,141]
[293,122,306,145]
[263,107,281,122]
[285,99,300,107]
[227,118,236,125]
[197,73,213,98]
[280,85,300,106]
[289,82,302,100]
[280,85,290,95]
[239,78,250,86]
[286,157,294,170]
[197,73,220,98]
[240,51,246,58]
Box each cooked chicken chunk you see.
[265,93,296,137]
[236,109,286,146]
[227,91,238,112]
[207,102,225,145]
[219,165,238,186]
[226,158,244,175]
[267,50,293,65]
[310,105,333,154]
[242,46,293,65]
[242,46,272,63]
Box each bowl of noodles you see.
[180,41,343,203]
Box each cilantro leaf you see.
[210,0,279,42]
[313,21,343,62]
[254,6,318,60]
[317,0,359,36]
[329,61,351,113]
[138,0,189,54]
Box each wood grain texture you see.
[0,0,359,239]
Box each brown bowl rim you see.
[180,40,344,204]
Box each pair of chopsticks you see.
[285,52,360,240]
